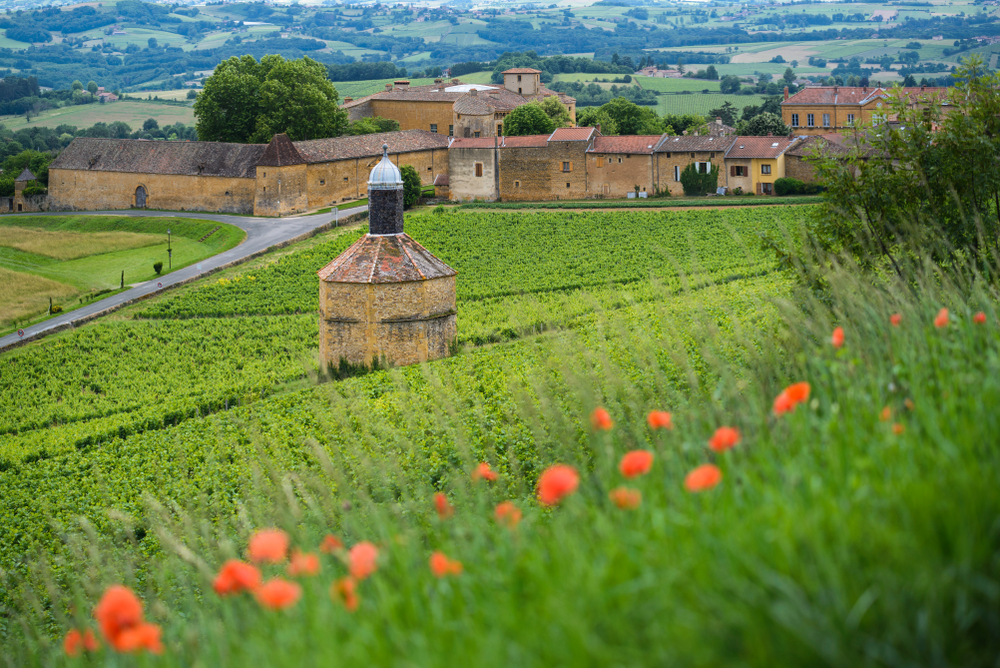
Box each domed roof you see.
[368,144,403,190]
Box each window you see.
[514,180,521,187]
[674,165,680,182]
[518,88,522,94]
[517,74,522,82]
[427,166,432,171]
[562,161,571,172]
[791,113,799,127]
[343,177,348,181]
[822,113,830,127]
[263,172,266,177]
[474,131,481,138]
[730,166,747,177]
[846,114,855,125]
[497,124,502,135]
[430,124,438,133]
[596,156,603,168]
[449,125,454,137]
[475,163,483,177]
[807,113,815,127]
[690,153,695,158]
[566,182,571,188]
[320,179,325,185]
[761,182,773,195]
[696,161,711,174]
[761,164,772,175]
[617,157,622,163]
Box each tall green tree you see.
[503,102,555,136]
[400,164,422,209]
[539,96,572,129]
[194,55,347,143]
[735,112,790,136]
[601,98,661,135]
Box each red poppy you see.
[332,577,359,612]
[213,559,262,596]
[892,423,905,435]
[831,326,844,349]
[536,464,580,506]
[879,406,891,422]
[472,462,498,482]
[772,390,795,416]
[619,450,654,478]
[64,629,99,657]
[786,382,810,404]
[320,535,343,553]
[708,426,740,453]
[434,492,454,519]
[430,551,464,578]
[974,311,987,325]
[247,529,289,564]
[255,578,302,610]
[609,487,642,510]
[591,407,613,431]
[684,464,722,492]
[94,585,143,650]
[287,550,320,577]
[934,308,949,328]
[494,501,522,529]
[646,410,673,430]
[113,623,163,655]
[348,542,379,580]
[890,313,902,326]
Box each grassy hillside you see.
[0,100,194,132]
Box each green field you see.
[0,100,194,132]
[657,93,768,117]
[637,76,721,93]
[0,216,244,330]
[99,27,194,51]
[0,32,30,49]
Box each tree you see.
[71,80,83,91]
[2,150,53,187]
[676,58,685,74]
[194,55,347,143]
[783,68,796,86]
[705,65,719,80]
[719,75,741,94]
[902,74,917,87]
[680,162,719,196]
[148,37,158,48]
[143,118,159,131]
[576,107,618,135]
[503,102,555,136]
[539,96,571,129]
[348,116,400,136]
[601,97,660,135]
[707,101,737,127]
[400,164,421,209]
[186,89,198,100]
[735,112,790,136]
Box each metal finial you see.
[382,143,389,158]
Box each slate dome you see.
[368,144,403,190]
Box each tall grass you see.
[3,247,999,666]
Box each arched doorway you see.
[135,185,147,208]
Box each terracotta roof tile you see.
[503,68,541,74]
[782,86,949,106]
[317,233,456,284]
[49,137,266,178]
[294,130,449,163]
[784,133,849,157]
[433,174,449,186]
[724,136,795,159]
[653,135,736,153]
[257,133,306,166]
[453,93,495,115]
[589,135,664,154]
[449,135,552,149]
[549,127,597,142]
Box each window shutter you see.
[568,161,573,172]
[730,166,735,177]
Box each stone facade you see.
[781,85,950,136]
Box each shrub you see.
[680,163,720,196]
[154,261,164,275]
[774,177,804,196]
[49,304,62,314]
[433,205,446,215]
[400,165,422,209]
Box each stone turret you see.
[317,145,457,368]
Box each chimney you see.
[450,78,461,85]
[784,86,789,100]
[470,88,478,97]
[834,86,839,94]
[394,80,410,91]
[344,97,353,104]
[434,78,443,84]
[595,124,601,134]
[767,132,773,137]
[920,85,925,92]
[385,83,392,92]
[716,117,722,125]
[863,86,868,94]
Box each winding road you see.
[0,206,368,352]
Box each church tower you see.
[317,145,457,368]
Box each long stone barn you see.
[47,130,450,216]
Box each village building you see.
[654,135,736,196]
[342,69,576,138]
[780,85,950,135]
[46,130,449,216]
[722,135,797,195]
[317,145,456,368]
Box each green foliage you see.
[194,54,348,143]
[599,97,662,135]
[2,150,52,187]
[538,95,571,129]
[153,261,163,275]
[502,102,555,137]
[400,165,422,209]
[774,177,821,197]
[735,111,790,136]
[680,163,719,196]
[347,116,400,136]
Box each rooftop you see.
[653,135,736,153]
[724,136,796,159]
[549,127,598,142]
[317,233,456,284]
[503,68,542,74]
[783,86,949,106]
[589,135,663,155]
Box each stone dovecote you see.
[317,144,457,368]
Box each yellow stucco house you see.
[722,136,798,195]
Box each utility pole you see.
[167,228,172,269]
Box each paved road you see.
[0,206,367,351]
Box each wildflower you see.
[934,308,949,328]
[255,578,302,610]
[974,311,987,325]
[332,576,359,612]
[708,426,740,453]
[287,550,320,577]
[831,326,844,349]
[94,585,143,649]
[430,551,463,578]
[773,391,795,416]
[619,450,654,478]
[892,423,905,435]
[646,410,673,430]
[348,542,379,580]
[890,313,902,326]
[434,492,454,519]
[113,623,163,655]
[536,464,580,506]
[591,407,613,431]
[609,487,642,510]
[472,462,498,482]
[320,535,343,553]
[64,629,99,657]
[213,559,261,596]
[684,464,722,492]
[904,398,914,411]
[494,501,522,529]
[247,529,289,564]
[773,382,809,417]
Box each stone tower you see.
[317,145,457,368]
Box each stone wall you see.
[588,152,655,198]
[369,99,455,136]
[319,276,457,367]
[654,150,722,195]
[254,164,308,216]
[48,168,257,213]
[368,189,404,234]
[498,142,589,201]
[449,146,497,201]
[784,155,818,183]
[304,148,447,208]
[722,158,754,193]
[455,112,494,139]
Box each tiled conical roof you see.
[15,168,36,181]
[318,234,456,284]
[256,133,305,167]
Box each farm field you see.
[99,27,194,51]
[0,100,194,132]
[0,216,244,331]
[635,77,720,93]
[0,33,30,49]
[657,93,768,117]
[3,201,999,665]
